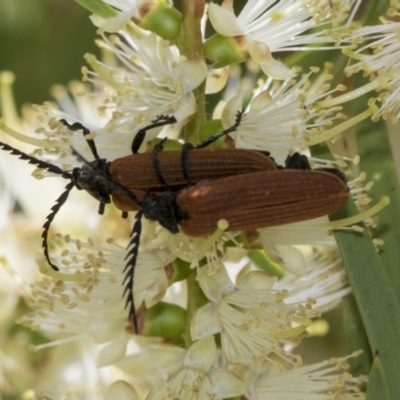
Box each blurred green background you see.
[0,0,98,108]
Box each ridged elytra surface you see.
[176,170,349,236]
[111,148,277,211]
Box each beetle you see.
[0,110,281,331]
[0,107,350,332]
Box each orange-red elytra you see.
[110,148,278,211]
[176,169,349,236]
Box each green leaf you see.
[358,117,400,304]
[330,184,400,398]
[366,353,390,400]
[74,0,116,18]
[311,66,400,397]
[342,295,372,377]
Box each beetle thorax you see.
[141,191,186,233]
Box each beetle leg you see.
[195,108,245,149]
[131,115,177,154]
[121,211,128,219]
[179,109,245,187]
[98,202,105,215]
[60,119,101,161]
[151,137,170,190]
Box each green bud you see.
[170,258,192,284]
[140,1,182,41]
[198,119,225,148]
[143,302,186,338]
[204,34,248,68]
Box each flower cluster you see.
[1,0,398,398]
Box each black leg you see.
[60,119,101,161]
[98,202,105,215]
[151,137,170,190]
[179,109,245,186]
[131,115,176,154]
[194,109,244,149]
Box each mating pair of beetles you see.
[0,111,349,332]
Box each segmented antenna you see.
[0,140,76,271]
[123,210,143,333]
[42,182,75,271]
[0,141,72,179]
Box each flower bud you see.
[204,34,248,68]
[143,302,186,338]
[140,0,182,40]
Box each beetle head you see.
[72,159,112,206]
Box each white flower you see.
[20,218,174,360]
[191,263,317,366]
[344,21,400,123]
[245,351,366,399]
[274,248,351,314]
[221,69,348,165]
[90,0,149,32]
[147,337,246,399]
[84,33,207,151]
[208,0,360,79]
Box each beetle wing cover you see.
[110,148,277,191]
[177,170,349,236]
[111,148,277,212]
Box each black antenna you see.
[0,141,72,179]
[123,210,143,333]
[42,182,75,271]
[0,141,73,270]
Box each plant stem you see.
[178,0,206,144]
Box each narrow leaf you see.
[331,199,400,398]
[366,352,390,400]
[74,0,116,18]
